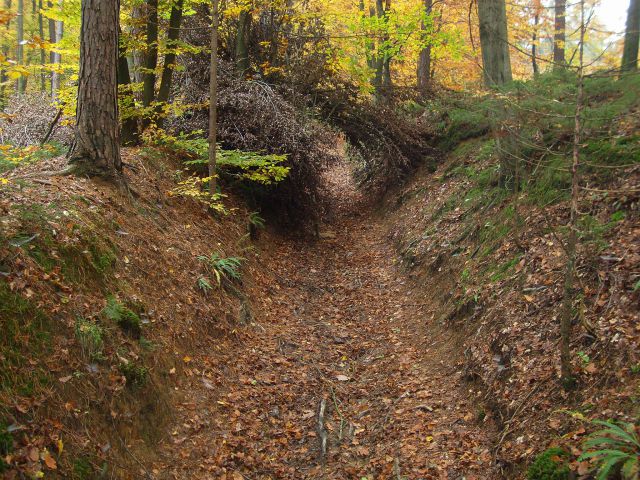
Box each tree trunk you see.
[373,0,391,97]
[118,28,140,146]
[477,0,512,87]
[49,0,63,97]
[130,4,145,84]
[208,0,218,194]
[553,0,566,69]
[142,0,158,110]
[622,0,640,71]
[560,0,585,391]
[417,0,433,95]
[17,0,25,93]
[70,0,122,180]
[235,8,251,75]
[0,0,12,107]
[157,0,183,104]
[532,0,541,76]
[38,0,46,91]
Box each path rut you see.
[159,164,497,479]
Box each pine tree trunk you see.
[553,0,566,69]
[622,0,640,71]
[417,0,433,95]
[69,0,122,180]
[477,0,512,87]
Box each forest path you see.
[159,162,496,479]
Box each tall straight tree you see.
[416,0,433,94]
[622,0,640,71]
[553,0,566,68]
[477,0,512,87]
[16,0,25,93]
[142,0,158,110]
[208,0,218,194]
[69,0,121,179]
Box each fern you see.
[579,419,640,480]
[198,253,244,286]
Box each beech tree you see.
[477,0,512,87]
[69,0,121,179]
[622,0,640,71]
[553,0,566,69]
[416,0,433,94]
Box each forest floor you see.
[156,162,497,480]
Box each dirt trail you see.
[159,163,497,479]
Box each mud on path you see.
[157,163,497,479]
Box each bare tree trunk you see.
[157,0,183,104]
[559,0,585,390]
[70,0,122,180]
[208,0,218,195]
[17,0,25,93]
[553,0,566,69]
[49,0,63,98]
[38,0,46,91]
[477,0,512,87]
[142,0,158,110]
[235,8,251,75]
[0,0,12,107]
[532,0,541,76]
[417,0,433,95]
[622,0,640,71]
[118,27,139,146]
[130,4,145,84]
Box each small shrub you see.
[102,296,142,338]
[527,447,571,480]
[74,318,104,360]
[119,362,148,388]
[197,276,213,293]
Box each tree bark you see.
[235,8,251,75]
[49,0,63,97]
[553,0,566,69]
[70,0,122,180]
[209,0,218,194]
[157,0,183,104]
[560,0,585,391]
[38,0,46,91]
[417,0,433,95]
[142,0,158,109]
[622,0,640,71]
[17,0,25,93]
[477,0,512,87]
[532,0,541,76]
[118,28,140,146]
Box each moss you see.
[103,296,142,338]
[72,457,93,479]
[527,447,571,480]
[119,362,149,388]
[10,204,117,287]
[0,282,52,395]
[0,424,12,473]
